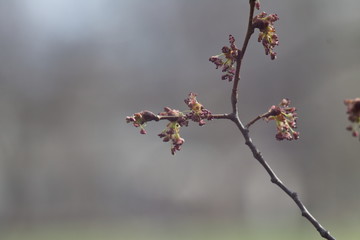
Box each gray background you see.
[0,0,359,237]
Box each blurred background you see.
[0,0,359,239]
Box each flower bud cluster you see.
[126,93,213,155]
[344,98,360,139]
[126,110,160,134]
[184,92,213,126]
[209,35,239,82]
[264,98,299,141]
[159,107,189,127]
[252,12,279,60]
[158,121,185,155]
[158,107,187,155]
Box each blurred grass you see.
[0,221,356,240]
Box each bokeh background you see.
[0,0,359,239]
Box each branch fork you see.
[126,0,336,239]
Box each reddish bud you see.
[255,1,260,10]
[253,12,279,60]
[265,99,299,141]
[344,98,360,140]
[209,35,238,81]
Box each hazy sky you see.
[0,0,359,230]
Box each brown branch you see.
[127,1,336,239]
[158,113,231,122]
[245,115,262,128]
[212,113,232,120]
[245,110,274,128]
[226,1,336,240]
[227,114,336,240]
[231,0,256,115]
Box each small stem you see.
[227,1,336,240]
[228,113,336,240]
[157,113,231,121]
[245,115,262,128]
[212,113,232,120]
[246,111,274,128]
[231,0,256,115]
[240,0,256,60]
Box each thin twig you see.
[227,1,336,239]
[231,0,256,115]
[245,115,262,128]
[212,113,232,120]
[228,114,336,240]
[245,111,273,128]
[157,113,231,122]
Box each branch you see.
[228,114,335,240]
[245,108,281,129]
[227,1,336,239]
[151,113,232,122]
[246,114,265,128]
[126,1,337,239]
[231,0,256,114]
